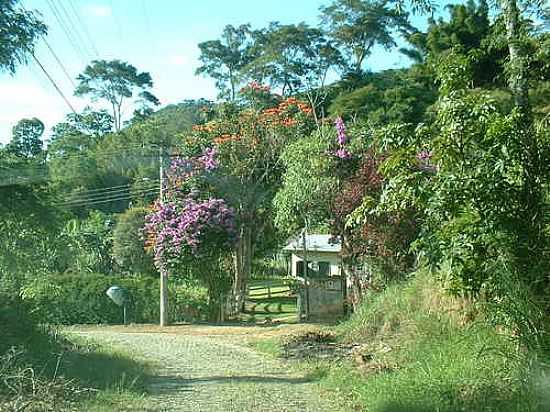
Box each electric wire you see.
[29,52,77,114]
[59,184,158,202]
[60,184,160,203]
[56,188,159,207]
[41,37,77,89]
[58,186,158,205]
[0,146,162,176]
[69,180,159,196]
[67,0,100,58]
[45,0,89,66]
[54,0,96,60]
[19,1,77,89]
[140,0,156,56]
[108,0,124,53]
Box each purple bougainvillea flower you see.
[334,116,347,145]
[334,147,352,159]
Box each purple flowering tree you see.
[333,116,352,160]
[145,146,237,320]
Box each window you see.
[295,260,304,276]
[318,261,330,277]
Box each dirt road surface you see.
[72,324,346,412]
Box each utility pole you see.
[159,146,169,327]
[302,218,310,321]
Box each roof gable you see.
[283,234,341,254]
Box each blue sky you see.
[0,0,447,144]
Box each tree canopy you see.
[0,0,46,74]
[75,59,158,131]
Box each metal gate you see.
[298,276,345,321]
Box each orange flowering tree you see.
[184,83,315,311]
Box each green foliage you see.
[196,24,255,100]
[6,117,44,159]
[0,0,46,74]
[371,52,549,347]
[274,129,338,234]
[0,150,62,276]
[75,59,158,131]
[320,0,410,72]
[245,22,342,97]
[60,211,115,274]
[323,271,547,411]
[19,274,208,325]
[0,287,41,354]
[328,69,436,124]
[112,207,155,276]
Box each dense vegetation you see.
[1,0,550,409]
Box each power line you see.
[140,0,156,56]
[42,37,77,89]
[58,185,158,205]
[60,183,160,203]
[67,0,100,58]
[52,146,157,159]
[0,146,162,175]
[69,180,159,196]
[54,0,96,60]
[108,0,124,50]
[56,188,159,207]
[60,185,157,202]
[29,52,77,114]
[45,0,88,65]
[1,145,180,174]
[19,2,77,89]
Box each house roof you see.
[283,234,341,254]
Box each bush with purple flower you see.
[333,116,352,159]
[145,146,237,273]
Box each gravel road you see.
[74,326,345,412]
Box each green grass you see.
[242,279,298,322]
[250,338,282,358]
[57,333,151,411]
[255,272,550,412]
[0,327,151,411]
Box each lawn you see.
[242,279,297,323]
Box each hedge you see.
[19,274,208,325]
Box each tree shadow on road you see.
[148,374,314,394]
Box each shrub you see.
[112,207,155,276]
[0,290,40,354]
[20,274,208,325]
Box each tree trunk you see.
[501,0,530,112]
[232,224,252,313]
[347,264,363,312]
[501,0,544,289]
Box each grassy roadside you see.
[61,333,151,411]
[0,325,150,411]
[251,272,550,412]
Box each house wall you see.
[290,251,342,277]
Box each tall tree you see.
[74,60,158,132]
[246,23,341,95]
[321,0,410,73]
[0,0,46,74]
[7,117,44,159]
[196,24,256,100]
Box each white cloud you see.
[85,5,112,18]
[0,81,84,144]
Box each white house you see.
[283,234,342,278]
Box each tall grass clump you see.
[0,278,149,411]
[326,271,550,412]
